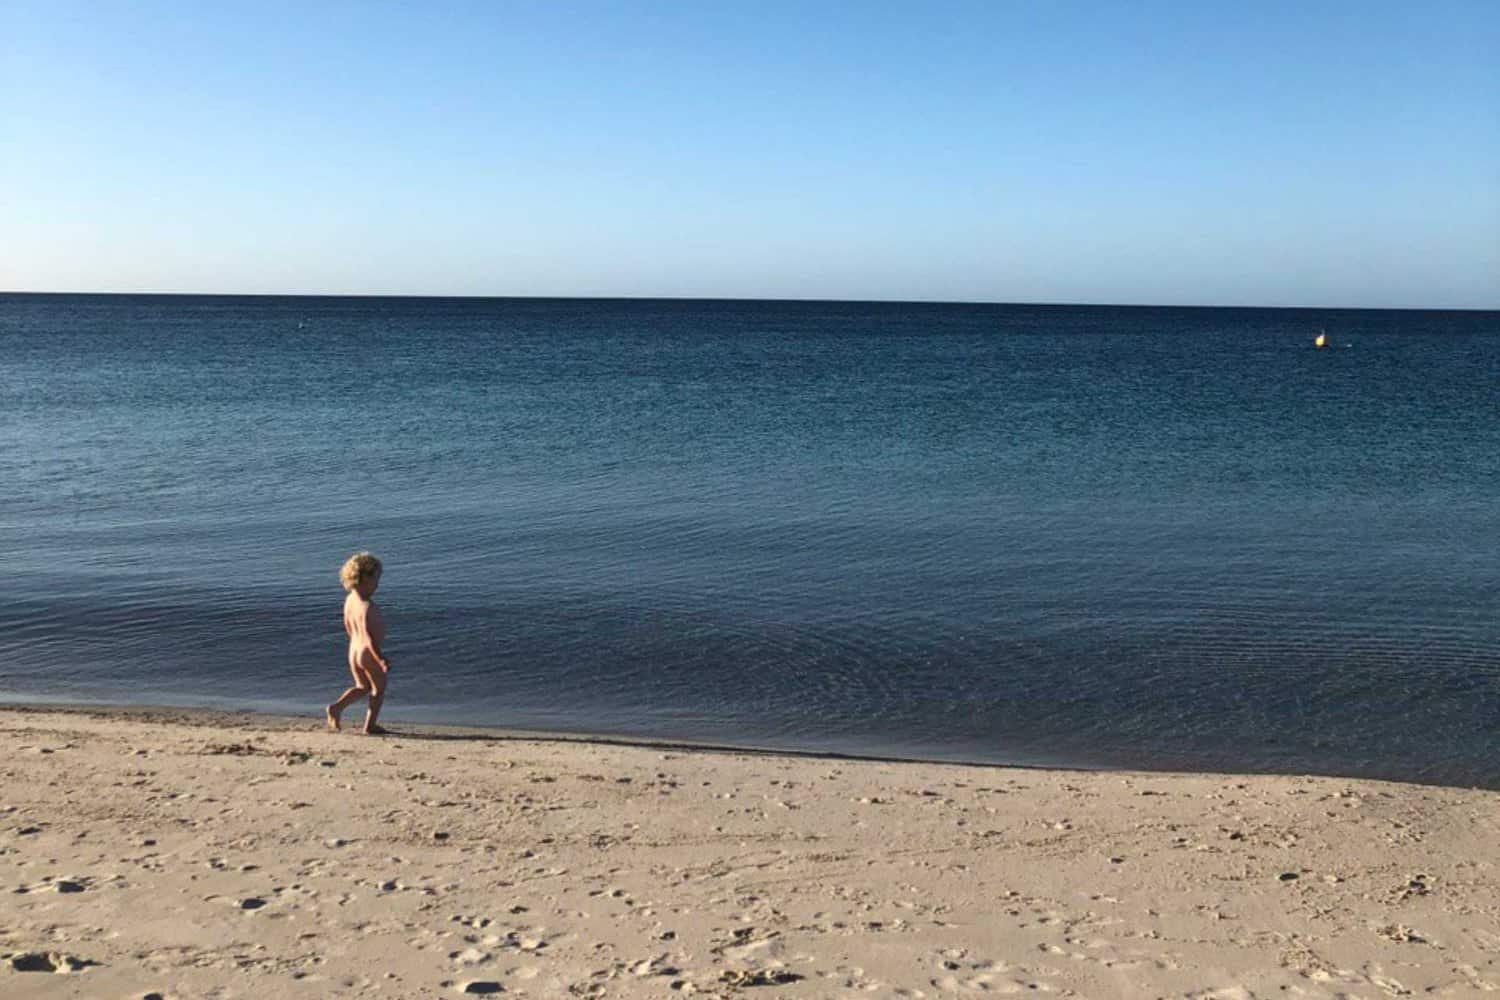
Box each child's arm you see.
[367,644,393,673]
[367,606,392,671]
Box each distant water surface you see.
[1,295,1497,786]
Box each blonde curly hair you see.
[339,552,383,592]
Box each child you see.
[326,552,393,735]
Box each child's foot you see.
[362,723,388,736]
[325,705,341,732]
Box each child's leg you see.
[327,664,371,730]
[362,665,388,734]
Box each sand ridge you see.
[1,707,1497,998]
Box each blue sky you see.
[3,1,1497,307]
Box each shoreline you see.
[3,705,1498,997]
[2,699,1080,774]
[4,698,1494,795]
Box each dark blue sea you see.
[2,294,1496,786]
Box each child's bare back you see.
[327,552,392,735]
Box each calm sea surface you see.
[2,295,1496,786]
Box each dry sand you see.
[1,706,1497,999]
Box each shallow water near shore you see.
[2,294,1497,786]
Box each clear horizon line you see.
[1,288,1495,314]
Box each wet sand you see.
[2,705,1497,998]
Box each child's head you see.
[340,551,383,593]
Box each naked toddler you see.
[326,552,393,735]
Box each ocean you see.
[1,294,1496,786]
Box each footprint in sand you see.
[931,956,1052,994]
[8,951,99,973]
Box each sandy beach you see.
[2,706,1497,998]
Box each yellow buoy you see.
[1314,330,1327,349]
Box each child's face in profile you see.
[359,570,381,598]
